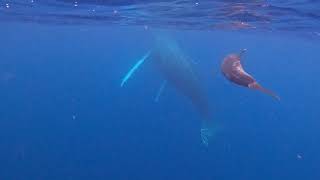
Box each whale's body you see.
[120,35,213,145]
[151,39,211,120]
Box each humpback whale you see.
[121,35,213,146]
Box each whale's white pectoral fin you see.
[154,80,167,102]
[121,51,151,87]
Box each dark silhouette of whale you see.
[121,35,214,145]
[221,49,280,100]
[150,37,214,145]
[150,37,212,121]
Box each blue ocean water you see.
[1,1,320,180]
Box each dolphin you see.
[221,49,280,100]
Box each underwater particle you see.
[113,9,118,14]
[5,3,9,8]
[231,21,256,29]
[297,154,302,159]
[72,115,76,120]
[195,2,199,5]
[31,0,34,3]
[144,25,148,30]
[74,1,78,7]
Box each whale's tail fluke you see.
[249,82,280,101]
[121,51,151,87]
[201,127,212,147]
[200,121,219,147]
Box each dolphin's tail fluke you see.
[121,51,151,87]
[249,82,280,101]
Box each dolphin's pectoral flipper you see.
[121,51,151,87]
[154,80,167,102]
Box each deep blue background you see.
[0,23,320,180]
